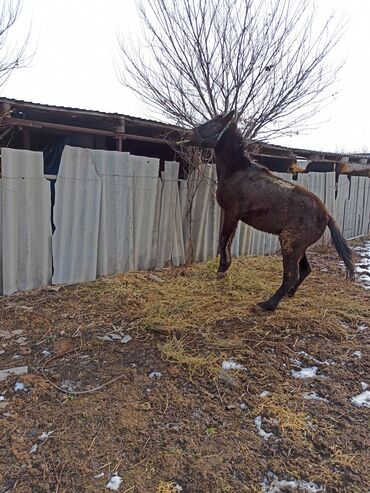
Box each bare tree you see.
[0,0,29,88]
[118,0,343,140]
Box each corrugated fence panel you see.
[155,161,180,268]
[171,172,186,267]
[307,172,327,245]
[297,173,309,189]
[52,146,102,284]
[231,221,241,256]
[351,177,360,238]
[0,178,2,295]
[343,177,359,239]
[356,177,367,237]
[194,165,219,261]
[1,148,52,295]
[323,172,336,243]
[364,180,370,235]
[95,151,134,277]
[324,172,336,216]
[238,223,253,256]
[184,165,220,262]
[179,178,189,252]
[131,155,160,270]
[335,175,350,233]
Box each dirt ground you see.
[0,240,369,493]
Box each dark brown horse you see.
[182,111,355,311]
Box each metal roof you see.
[1,97,369,165]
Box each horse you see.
[180,111,355,311]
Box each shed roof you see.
[0,97,369,172]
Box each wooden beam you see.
[115,137,123,151]
[2,116,174,145]
[3,116,119,137]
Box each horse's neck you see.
[215,126,251,182]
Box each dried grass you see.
[0,243,369,492]
[156,481,179,493]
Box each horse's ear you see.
[222,110,235,123]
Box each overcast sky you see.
[2,0,369,153]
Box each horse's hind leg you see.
[256,233,302,311]
[288,253,312,297]
[217,212,238,279]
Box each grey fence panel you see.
[356,177,368,237]
[155,161,181,268]
[182,165,220,262]
[335,175,350,233]
[130,155,160,270]
[179,179,189,257]
[200,166,221,261]
[354,177,362,237]
[1,149,52,295]
[323,172,336,243]
[95,151,134,277]
[364,182,370,235]
[171,180,186,267]
[231,222,241,256]
[52,146,102,284]
[264,232,280,255]
[249,228,266,255]
[238,223,254,256]
[297,173,309,189]
[343,177,359,239]
[308,172,327,245]
[0,178,2,294]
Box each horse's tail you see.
[327,216,355,281]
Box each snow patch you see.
[260,390,270,397]
[302,392,328,403]
[222,360,247,371]
[149,371,162,379]
[14,381,26,391]
[350,390,370,408]
[121,335,132,344]
[60,379,79,391]
[357,324,368,331]
[297,351,332,365]
[361,382,368,390]
[355,241,370,290]
[262,472,324,492]
[255,416,273,440]
[38,430,55,441]
[291,367,318,379]
[106,474,123,490]
[29,444,38,454]
[353,351,362,358]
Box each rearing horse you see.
[182,111,355,311]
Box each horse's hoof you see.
[254,301,276,312]
[216,272,227,280]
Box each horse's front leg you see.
[217,212,238,279]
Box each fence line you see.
[0,146,369,295]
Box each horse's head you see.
[178,111,235,148]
